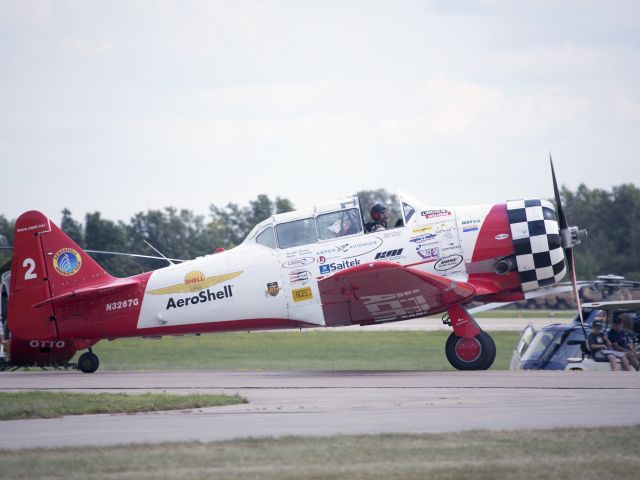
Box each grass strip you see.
[0,392,247,420]
[91,330,520,371]
[0,427,638,479]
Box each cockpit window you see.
[256,227,276,249]
[276,218,318,249]
[317,209,362,240]
[402,202,415,223]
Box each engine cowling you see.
[506,199,566,292]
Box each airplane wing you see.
[318,261,476,326]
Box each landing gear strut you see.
[77,349,100,374]
[444,304,496,370]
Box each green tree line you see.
[0,185,638,280]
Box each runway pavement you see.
[1,370,639,450]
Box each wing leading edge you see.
[318,261,476,326]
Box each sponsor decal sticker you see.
[463,226,479,232]
[53,248,82,276]
[292,286,313,302]
[317,238,382,259]
[147,271,242,295]
[416,245,439,260]
[289,269,311,286]
[412,225,433,234]
[461,219,481,226]
[282,257,315,268]
[165,285,234,310]
[375,248,404,260]
[266,281,281,297]
[145,270,242,311]
[410,232,437,243]
[436,223,455,233]
[381,230,402,238]
[285,248,312,258]
[434,255,464,271]
[319,259,361,275]
[495,233,509,240]
[421,209,451,219]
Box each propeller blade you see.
[566,247,586,334]
[550,155,586,337]
[549,153,569,231]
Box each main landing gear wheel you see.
[445,331,496,370]
[77,350,99,374]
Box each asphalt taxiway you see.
[1,370,639,450]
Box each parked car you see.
[510,300,640,371]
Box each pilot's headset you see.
[370,202,386,221]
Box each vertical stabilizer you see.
[8,211,112,340]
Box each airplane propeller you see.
[549,154,588,334]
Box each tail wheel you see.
[77,351,100,374]
[446,331,496,370]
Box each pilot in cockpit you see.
[327,211,360,238]
[365,202,389,233]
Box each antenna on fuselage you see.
[143,240,175,266]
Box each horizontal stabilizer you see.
[32,278,139,307]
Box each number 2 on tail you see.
[23,258,37,280]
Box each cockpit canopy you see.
[243,191,423,251]
[245,196,365,250]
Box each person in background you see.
[606,316,640,371]
[588,320,630,371]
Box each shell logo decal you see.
[146,270,243,295]
[53,248,82,276]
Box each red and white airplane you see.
[0,162,585,372]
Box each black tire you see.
[445,331,495,370]
[77,351,100,374]
[481,333,497,370]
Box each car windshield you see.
[521,330,562,363]
[520,328,586,369]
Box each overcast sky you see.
[1,0,639,224]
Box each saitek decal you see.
[319,259,361,275]
[434,255,464,271]
[53,248,82,276]
[292,287,313,302]
[146,271,243,295]
[495,233,509,240]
